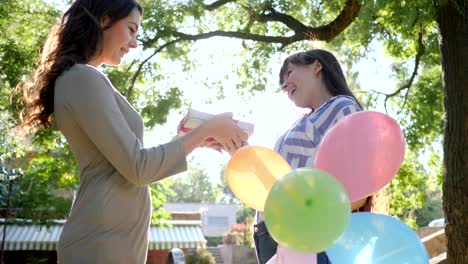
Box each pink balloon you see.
[266,246,317,264]
[314,111,405,201]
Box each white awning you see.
[0,219,206,251]
[148,220,206,250]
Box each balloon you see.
[266,246,317,264]
[326,213,429,264]
[315,111,405,201]
[226,146,291,211]
[264,168,350,253]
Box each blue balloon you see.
[326,213,429,264]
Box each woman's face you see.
[280,62,324,109]
[93,8,141,66]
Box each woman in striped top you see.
[253,49,387,264]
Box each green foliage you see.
[1,129,78,223]
[399,66,444,150]
[415,196,443,227]
[388,150,442,229]
[0,0,58,118]
[167,161,220,203]
[0,0,60,213]
[0,0,58,86]
[150,181,174,225]
[222,216,254,247]
[216,166,256,223]
[205,236,223,247]
[186,248,215,264]
[236,205,256,224]
[217,166,236,204]
[140,87,183,128]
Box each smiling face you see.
[89,8,141,67]
[280,61,331,110]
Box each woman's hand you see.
[201,112,248,153]
[180,112,248,155]
[199,138,223,153]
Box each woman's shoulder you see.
[55,64,112,101]
[328,95,358,106]
[309,95,360,122]
[317,95,358,112]
[57,64,108,84]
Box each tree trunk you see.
[435,0,468,263]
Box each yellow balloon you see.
[226,146,292,211]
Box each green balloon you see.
[264,168,351,253]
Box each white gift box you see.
[177,109,254,137]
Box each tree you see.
[216,166,255,223]
[434,0,468,261]
[167,163,220,203]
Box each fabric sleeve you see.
[273,134,285,152]
[60,67,187,186]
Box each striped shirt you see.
[275,95,362,168]
[257,95,362,222]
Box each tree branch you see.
[143,0,361,50]
[133,0,362,94]
[126,39,182,102]
[378,31,426,113]
[173,30,301,45]
[253,0,361,41]
[203,0,237,11]
[312,0,362,41]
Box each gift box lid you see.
[177,109,254,137]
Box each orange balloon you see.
[226,146,292,211]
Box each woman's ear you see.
[101,16,111,30]
[313,60,322,75]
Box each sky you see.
[45,0,398,184]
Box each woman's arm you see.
[56,67,188,186]
[180,112,248,155]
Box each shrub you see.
[222,216,254,247]
[205,236,223,247]
[186,248,215,264]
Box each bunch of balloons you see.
[226,111,429,263]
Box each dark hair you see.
[279,49,363,109]
[352,189,389,214]
[17,0,143,131]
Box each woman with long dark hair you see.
[253,49,388,264]
[17,0,247,263]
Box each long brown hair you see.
[352,188,389,214]
[17,0,142,132]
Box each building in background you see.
[164,203,237,237]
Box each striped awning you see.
[0,222,61,251]
[148,220,206,250]
[0,219,206,251]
